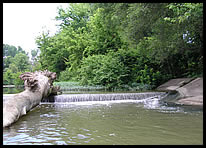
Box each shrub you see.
[78,52,128,89]
[135,65,162,88]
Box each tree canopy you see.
[35,3,203,89]
[3,44,32,85]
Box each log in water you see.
[3,70,58,128]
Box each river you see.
[3,89,203,145]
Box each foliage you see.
[135,65,161,88]
[12,53,31,72]
[3,44,26,57]
[3,44,27,71]
[78,52,128,89]
[3,44,31,86]
[3,69,24,86]
[13,72,24,86]
[83,7,123,56]
[35,3,203,90]
[53,81,106,91]
[58,67,75,81]
[3,68,14,85]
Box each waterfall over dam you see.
[42,92,167,103]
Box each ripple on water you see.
[77,134,89,139]
[3,99,203,145]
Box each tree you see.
[36,3,203,89]
[3,68,14,85]
[84,5,123,56]
[78,52,128,89]
[31,49,38,60]
[11,53,31,72]
[56,3,91,29]
[3,44,28,71]
[3,56,13,71]
[37,4,92,76]
[3,44,18,57]
[36,30,69,74]
[165,3,203,53]
[3,45,32,85]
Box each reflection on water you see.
[3,87,24,94]
[3,99,203,145]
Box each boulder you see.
[157,78,203,106]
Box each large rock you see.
[156,78,195,91]
[176,78,203,97]
[176,78,203,106]
[157,77,203,106]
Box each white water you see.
[41,92,172,111]
[51,92,166,103]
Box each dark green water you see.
[3,100,203,145]
[3,87,24,94]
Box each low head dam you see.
[3,76,202,128]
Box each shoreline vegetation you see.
[3,3,203,93]
[53,81,161,92]
[3,81,163,95]
[3,77,203,107]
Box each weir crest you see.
[43,92,167,103]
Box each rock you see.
[156,78,195,91]
[176,78,203,97]
[157,77,203,106]
[177,96,203,106]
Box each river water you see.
[3,92,203,145]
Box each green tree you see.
[84,5,123,56]
[56,3,91,29]
[3,44,28,71]
[12,53,31,72]
[3,49,31,85]
[78,52,128,89]
[37,3,91,76]
[3,68,14,85]
[31,49,38,60]
[3,56,13,71]
[3,44,18,57]
[36,3,203,89]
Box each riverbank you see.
[156,77,203,106]
[4,78,203,106]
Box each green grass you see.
[53,81,107,91]
[53,81,157,93]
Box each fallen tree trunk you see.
[3,70,60,128]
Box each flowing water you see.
[3,92,203,145]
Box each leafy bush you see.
[135,65,162,89]
[78,52,128,89]
[3,68,14,85]
[13,72,24,86]
[3,69,24,86]
[58,68,72,81]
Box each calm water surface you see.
[3,100,203,145]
